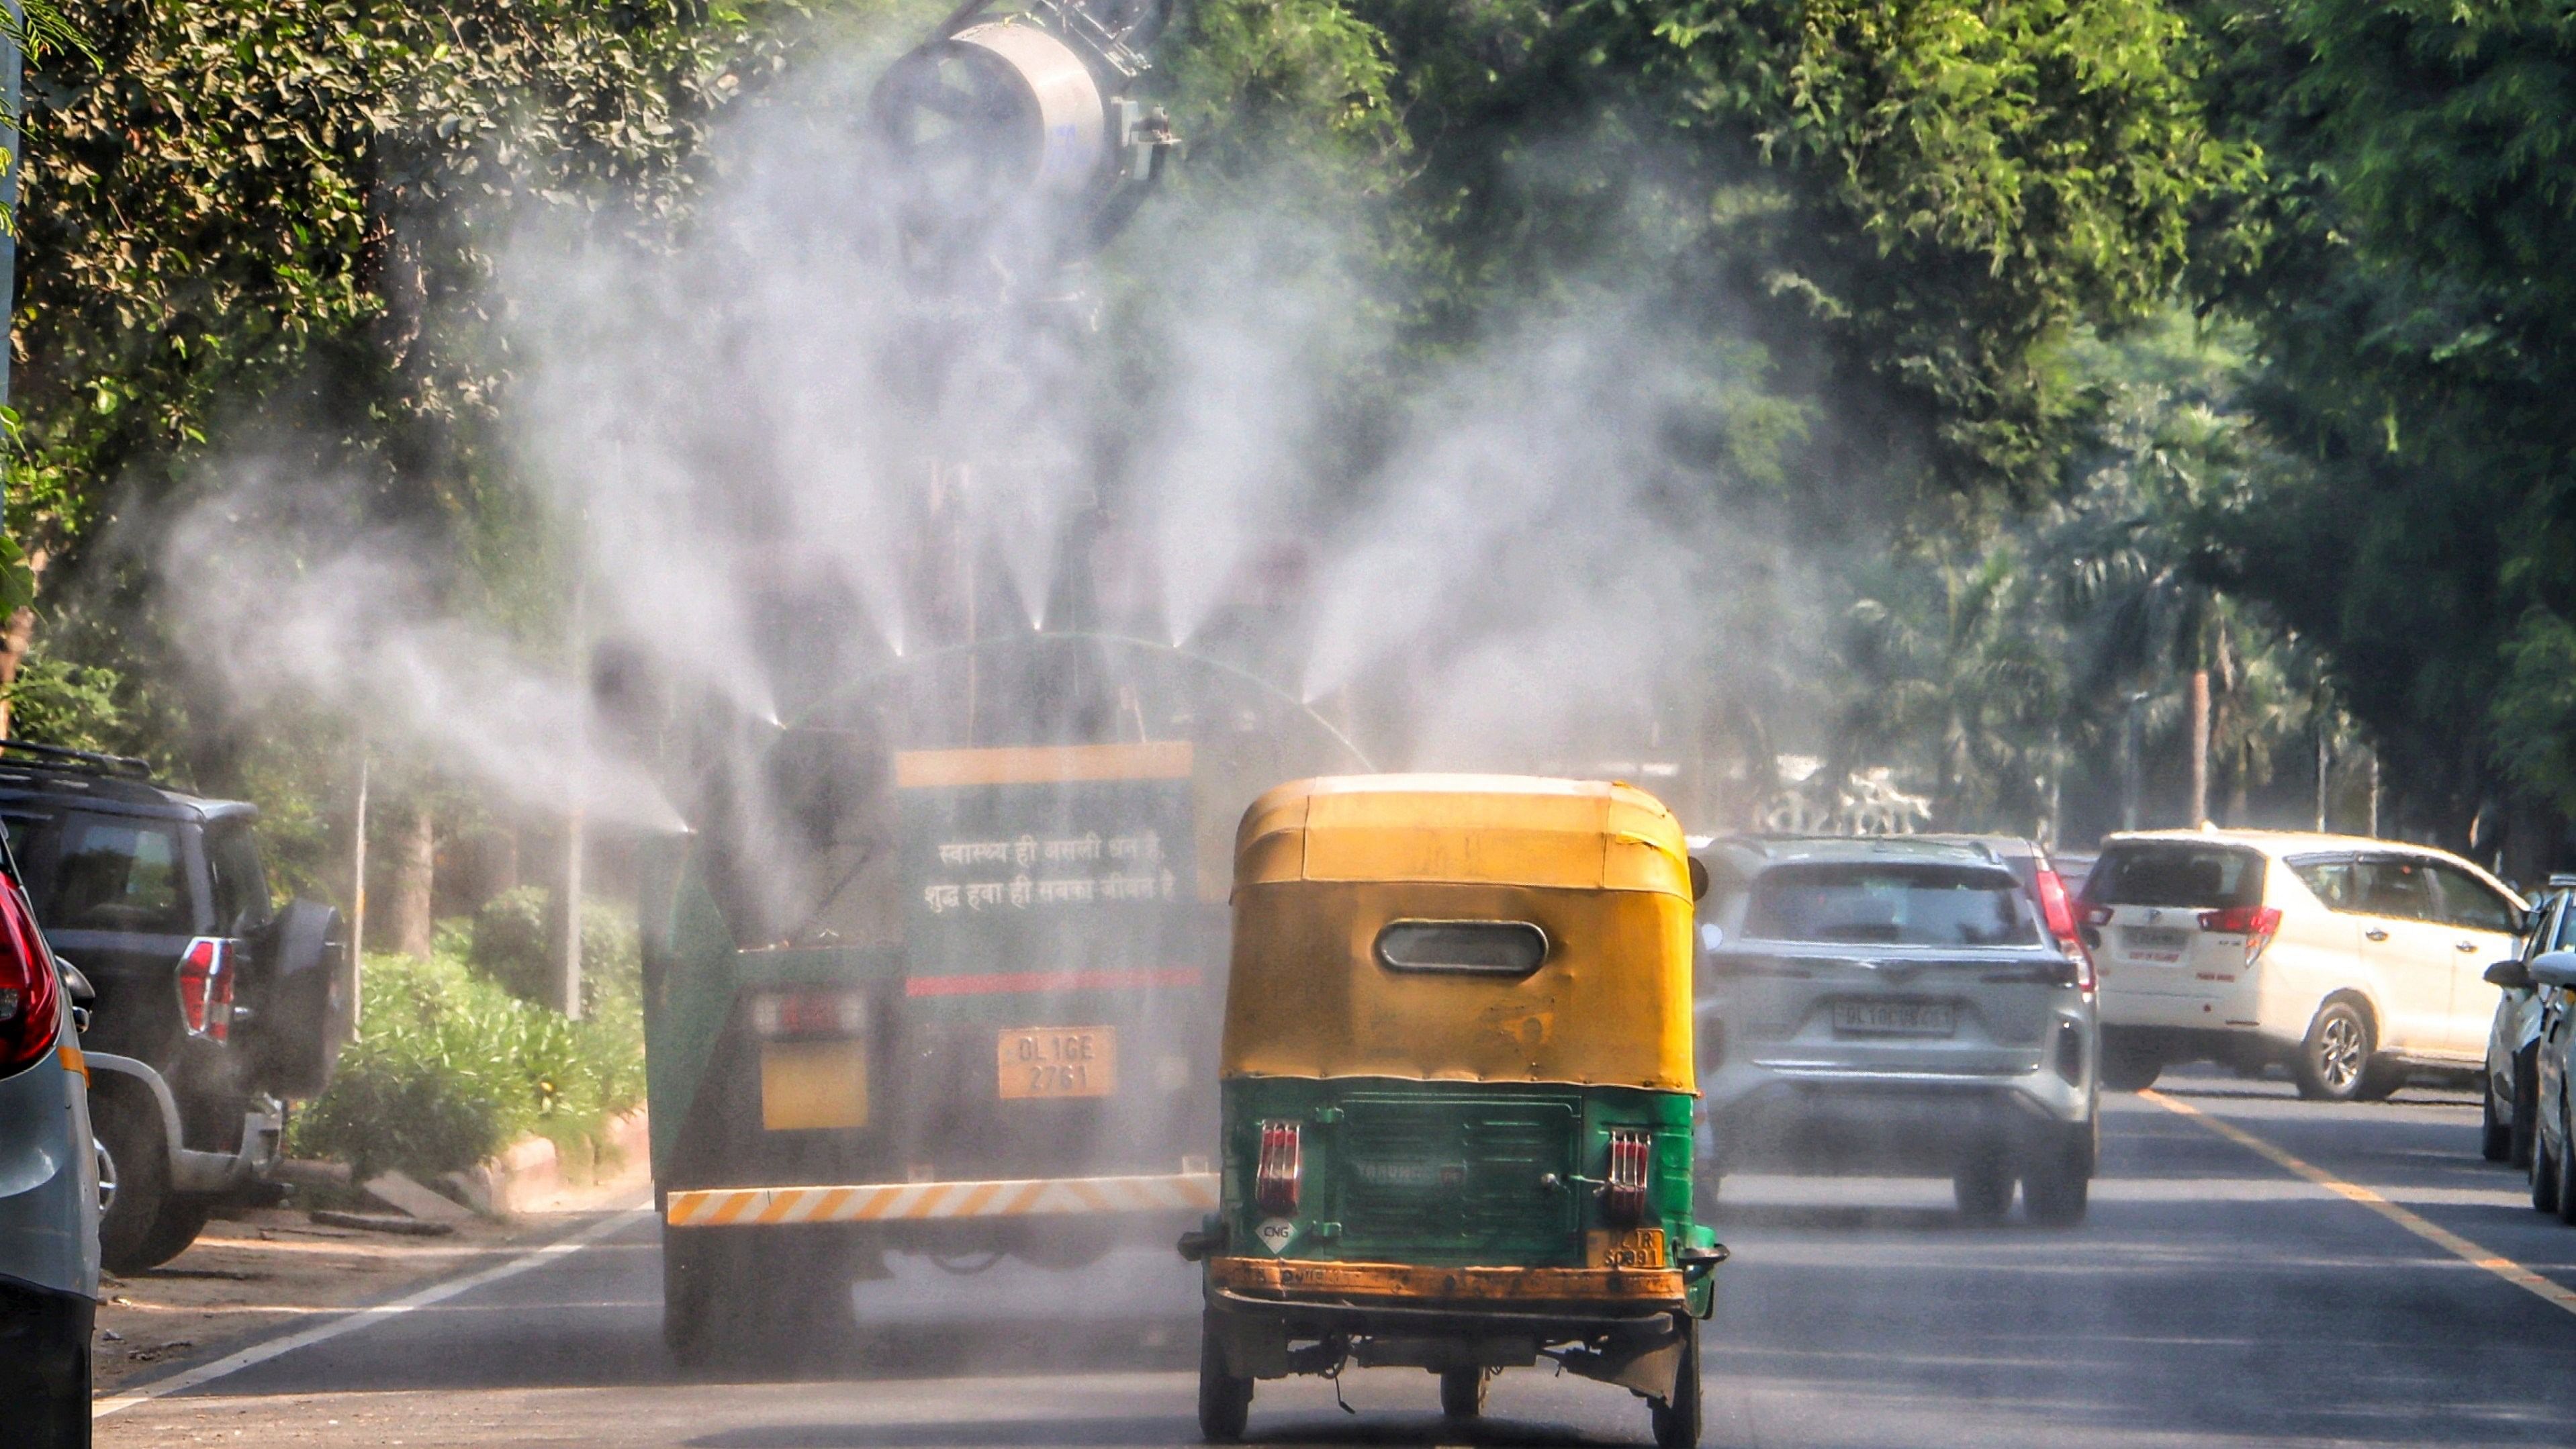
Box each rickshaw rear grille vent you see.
[1335,1095,1580,1258]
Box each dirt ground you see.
[95,1171,651,1393]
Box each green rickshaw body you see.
[1187,774,1720,1445]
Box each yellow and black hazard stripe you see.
[664,1171,1219,1227]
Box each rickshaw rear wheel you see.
[1649,1313,1702,1449]
[1439,1366,1487,1417]
[1197,1313,1253,1442]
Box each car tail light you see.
[178,936,234,1041]
[1255,1119,1301,1215]
[2037,869,2095,992]
[1603,1127,1651,1225]
[748,988,868,1039]
[0,878,59,1077]
[2198,904,2284,966]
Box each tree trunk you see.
[0,543,56,740]
[2187,670,2211,827]
[387,800,435,960]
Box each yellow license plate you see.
[1587,1227,1667,1269]
[760,1040,869,1131]
[997,1026,1116,1099]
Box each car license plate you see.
[997,1026,1116,1099]
[1831,1000,1956,1036]
[2122,925,2190,962]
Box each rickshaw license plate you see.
[1832,1000,1956,1036]
[1588,1227,1667,1268]
[997,1027,1116,1099]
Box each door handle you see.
[2366,928,2389,942]
[2457,940,2480,952]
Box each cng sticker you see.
[1254,1218,1297,1256]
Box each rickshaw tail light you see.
[1255,1119,1301,1215]
[1604,1127,1651,1225]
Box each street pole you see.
[2121,691,2149,832]
[555,535,588,1021]
[2187,669,2211,828]
[2315,716,2328,833]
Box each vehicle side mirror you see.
[2530,950,2576,990]
[2486,960,2534,990]
[1688,857,1708,902]
[54,956,94,1005]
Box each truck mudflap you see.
[664,1170,1219,1227]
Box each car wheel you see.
[2098,1029,2164,1092]
[93,1092,179,1276]
[2559,1104,2576,1227]
[1439,1366,1487,1418]
[2534,1123,2561,1213]
[2021,1127,2093,1227]
[1953,1153,2015,1223]
[1649,1313,1702,1449]
[2293,1000,2375,1102]
[2483,1078,2513,1161]
[134,1197,216,1271]
[1197,1311,1254,1442]
[2514,1051,2541,1169]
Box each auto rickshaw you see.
[1179,774,1722,1446]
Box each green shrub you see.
[289,947,644,1182]
[468,885,641,1013]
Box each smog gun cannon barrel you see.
[870,0,1181,284]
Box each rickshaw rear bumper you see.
[1201,1254,1689,1375]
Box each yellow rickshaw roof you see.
[1234,774,1693,897]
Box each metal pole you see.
[556,539,588,1021]
[2368,751,2381,839]
[349,733,367,1034]
[2315,716,2328,833]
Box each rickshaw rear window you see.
[1743,863,2036,947]
[1375,919,1549,976]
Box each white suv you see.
[2080,829,2524,1101]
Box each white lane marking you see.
[93,1206,650,1420]
[2143,1090,2576,1317]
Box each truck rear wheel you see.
[663,1225,854,1370]
[1197,1312,1252,1442]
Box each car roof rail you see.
[0,738,155,780]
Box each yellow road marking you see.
[2144,1089,2576,1317]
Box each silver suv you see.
[1693,835,2101,1225]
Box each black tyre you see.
[2021,1127,2093,1227]
[0,1285,93,1449]
[2533,1125,2561,1213]
[1197,1313,1253,1442]
[1439,1366,1487,1418]
[2514,1051,2541,1169]
[662,1225,852,1371]
[2483,1077,2513,1160]
[2353,1057,2409,1101]
[2559,1105,2576,1227]
[1953,1153,2015,1223]
[2098,1030,2164,1092]
[93,1092,181,1276]
[2293,1000,2375,1102]
[135,1197,216,1271]
[1649,1313,1702,1449]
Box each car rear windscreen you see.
[1743,863,2038,947]
[2082,841,2264,910]
[13,811,192,935]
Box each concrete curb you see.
[444,1106,649,1217]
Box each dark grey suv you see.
[0,742,349,1273]
[1693,835,2101,1225]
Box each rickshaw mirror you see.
[1375,919,1549,976]
[1688,857,1708,902]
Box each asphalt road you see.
[94,1070,2576,1448]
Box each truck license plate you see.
[997,1026,1116,1099]
[1831,1000,1956,1036]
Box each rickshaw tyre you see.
[1197,1315,1252,1442]
[1649,1313,1702,1449]
[1440,1366,1487,1418]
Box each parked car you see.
[0,741,351,1273]
[2080,829,2524,1101]
[1694,835,2100,1225]
[0,821,99,1448]
[2526,947,2576,1222]
[2481,878,2574,1166]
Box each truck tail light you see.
[2197,905,2283,966]
[1604,1127,1651,1225]
[749,988,868,1039]
[0,877,59,1077]
[2037,869,2093,993]
[1255,1119,1301,1215]
[179,936,234,1041]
